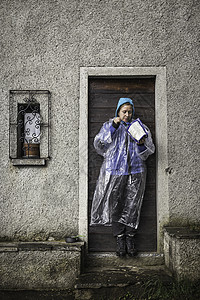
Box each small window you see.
[9,90,51,165]
[17,102,40,158]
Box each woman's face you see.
[118,104,133,122]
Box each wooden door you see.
[88,77,156,252]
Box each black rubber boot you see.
[126,234,137,257]
[116,234,126,257]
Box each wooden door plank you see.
[90,94,155,108]
[89,78,155,94]
[89,107,154,123]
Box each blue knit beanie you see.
[115,98,134,117]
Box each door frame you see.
[79,67,169,253]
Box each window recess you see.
[9,90,51,166]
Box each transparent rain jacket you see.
[90,118,155,228]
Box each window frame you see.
[9,90,51,166]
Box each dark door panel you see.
[88,77,156,252]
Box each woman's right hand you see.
[113,117,121,124]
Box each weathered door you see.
[88,77,156,252]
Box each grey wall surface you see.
[164,228,200,280]
[0,0,199,241]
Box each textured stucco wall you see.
[0,0,199,241]
[164,228,200,280]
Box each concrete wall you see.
[0,241,84,289]
[164,228,200,280]
[0,0,199,242]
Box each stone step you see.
[74,266,172,300]
[84,252,164,270]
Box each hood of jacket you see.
[115,98,134,117]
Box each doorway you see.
[88,77,156,252]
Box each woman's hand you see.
[113,117,121,125]
[137,136,146,145]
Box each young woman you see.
[90,98,155,257]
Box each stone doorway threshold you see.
[84,252,164,270]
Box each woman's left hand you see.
[137,136,146,145]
